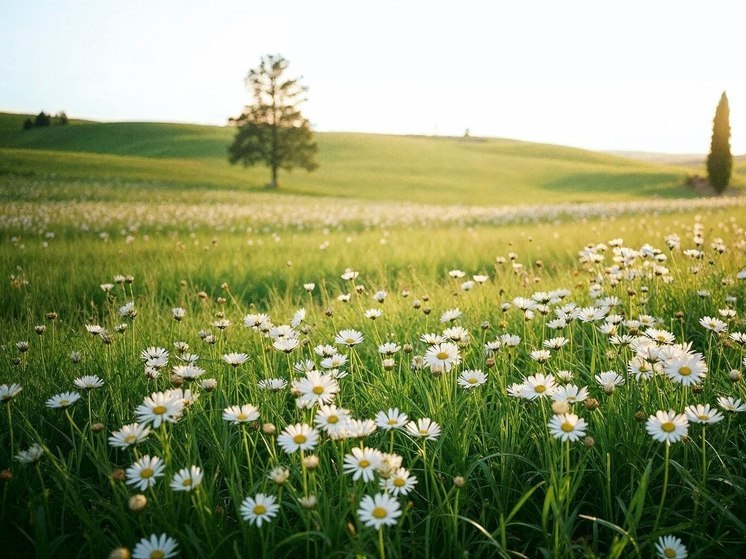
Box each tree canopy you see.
[228,54,318,188]
[706,92,732,195]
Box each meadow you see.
[1,114,746,558]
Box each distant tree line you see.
[23,111,68,130]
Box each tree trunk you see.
[269,164,278,188]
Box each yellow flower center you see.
[293,434,307,444]
[312,386,324,395]
[140,468,154,479]
[679,366,692,377]
[150,551,165,559]
[561,422,574,433]
[535,385,546,394]
[372,507,388,519]
[124,435,136,444]
[393,478,406,487]
[152,405,167,415]
[359,460,370,468]
[698,414,709,421]
[664,548,676,559]
[436,352,449,360]
[327,416,339,424]
[467,377,478,384]
[236,413,248,420]
[182,478,192,487]
[387,419,398,425]
[253,504,267,515]
[59,400,69,406]
[345,338,356,344]
[661,422,676,433]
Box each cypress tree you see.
[706,92,732,195]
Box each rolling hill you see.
[0,112,741,205]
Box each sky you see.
[1,0,745,154]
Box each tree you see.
[706,92,732,195]
[228,54,318,188]
[22,118,34,131]
[53,111,69,126]
[34,111,51,128]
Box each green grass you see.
[1,112,730,205]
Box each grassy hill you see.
[1,112,741,205]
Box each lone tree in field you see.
[228,54,318,188]
[706,92,732,195]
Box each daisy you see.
[343,447,383,481]
[169,465,203,492]
[343,418,378,439]
[171,307,186,321]
[699,316,727,334]
[268,466,290,485]
[132,534,178,559]
[405,418,441,441]
[655,535,688,559]
[126,455,165,491]
[140,347,169,362]
[45,391,81,409]
[595,371,625,389]
[552,384,589,404]
[663,353,707,386]
[646,410,688,443]
[341,269,359,281]
[0,383,23,402]
[364,308,383,320]
[15,444,44,464]
[645,328,676,345]
[374,408,409,430]
[241,493,280,527]
[335,329,364,347]
[458,369,487,389]
[381,467,418,496]
[358,493,402,529]
[548,413,588,442]
[378,342,401,355]
[530,349,552,363]
[277,423,319,453]
[135,391,184,427]
[222,404,260,424]
[442,326,469,344]
[273,337,300,353]
[320,354,348,369]
[729,332,746,345]
[716,396,746,412]
[423,342,460,372]
[109,423,151,449]
[420,333,445,345]
[440,308,462,323]
[314,404,352,435]
[543,337,569,350]
[258,378,288,391]
[473,274,489,283]
[684,403,724,425]
[500,334,521,347]
[296,371,340,406]
[303,282,315,292]
[244,313,271,330]
[222,353,249,367]
[73,375,104,390]
[314,344,338,357]
[117,302,136,318]
[291,308,306,327]
[521,373,557,399]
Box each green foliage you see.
[706,92,732,194]
[34,111,51,128]
[228,54,318,187]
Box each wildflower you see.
[595,371,625,389]
[663,353,707,386]
[684,404,724,425]
[443,326,469,344]
[171,307,186,321]
[344,447,383,481]
[314,404,352,435]
[343,418,377,439]
[291,308,306,327]
[552,384,589,404]
[405,418,441,440]
[223,404,260,424]
[85,324,105,336]
[0,383,23,402]
[717,396,746,412]
[423,342,460,372]
[268,467,290,485]
[374,408,408,430]
[646,410,688,443]
[440,308,462,323]
[299,494,318,509]
[457,369,487,389]
[473,274,489,283]
[277,423,319,453]
[241,493,280,527]
[45,391,81,409]
[140,347,169,362]
[543,337,569,350]
[335,329,364,347]
[358,493,402,529]
[258,378,287,391]
[341,269,359,281]
[530,349,552,363]
[117,302,136,318]
[73,375,104,390]
[126,455,165,491]
[314,344,338,357]
[132,534,178,559]
[303,283,315,292]
[364,308,383,320]
[655,535,688,559]
[699,316,727,334]
[548,413,588,442]
[378,342,401,355]
[135,391,184,427]
[222,353,249,367]
[521,373,557,399]
[109,423,151,449]
[381,468,418,496]
[15,444,44,464]
[170,466,203,492]
[296,371,339,406]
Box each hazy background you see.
[2,0,744,153]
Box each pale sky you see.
[1,0,744,154]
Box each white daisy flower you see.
[277,423,319,453]
[358,493,401,529]
[646,410,688,443]
[548,413,588,442]
[684,403,724,425]
[109,423,151,449]
[170,465,203,492]
[135,391,184,427]
[380,467,418,496]
[374,408,409,430]
[343,447,383,481]
[405,418,441,441]
[126,455,165,491]
[457,369,487,389]
[73,375,104,390]
[45,391,81,409]
[132,533,178,559]
[241,493,280,527]
[655,535,688,559]
[222,404,260,424]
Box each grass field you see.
[4,112,744,205]
[1,112,746,558]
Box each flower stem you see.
[654,442,670,533]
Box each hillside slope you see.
[0,112,730,205]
